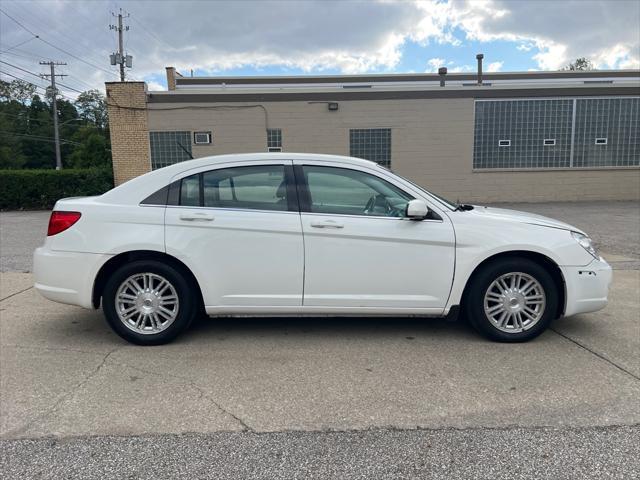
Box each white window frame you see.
[194,131,212,145]
[498,140,511,147]
[543,139,556,146]
[595,137,608,145]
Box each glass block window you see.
[473,100,573,169]
[474,98,639,169]
[573,98,640,167]
[149,131,192,170]
[267,128,282,151]
[350,128,392,167]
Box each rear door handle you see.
[310,220,344,229]
[179,212,215,222]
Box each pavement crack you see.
[3,347,121,438]
[191,383,254,432]
[4,344,110,356]
[550,327,640,381]
[106,360,254,432]
[0,286,33,302]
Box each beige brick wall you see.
[106,82,151,185]
[143,96,640,202]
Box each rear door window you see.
[178,164,292,211]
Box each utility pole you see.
[109,9,132,81]
[40,61,67,170]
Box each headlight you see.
[571,231,599,259]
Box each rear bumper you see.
[561,257,613,317]
[33,247,112,309]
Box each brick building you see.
[105,67,640,202]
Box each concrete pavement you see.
[1,202,639,478]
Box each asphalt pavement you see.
[1,201,639,479]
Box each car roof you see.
[100,153,380,204]
[170,152,377,171]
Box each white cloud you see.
[449,0,640,70]
[426,57,446,72]
[0,0,637,96]
[486,61,503,72]
[146,81,164,92]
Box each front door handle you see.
[310,220,344,229]
[180,212,215,222]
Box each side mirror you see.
[405,199,429,219]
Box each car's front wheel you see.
[102,260,198,345]
[464,257,559,342]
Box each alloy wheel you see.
[115,273,180,335]
[483,272,546,333]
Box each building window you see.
[349,128,391,167]
[473,99,573,169]
[498,140,511,147]
[150,131,192,170]
[194,131,212,145]
[267,128,282,152]
[474,97,639,169]
[574,98,639,167]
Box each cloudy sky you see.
[0,0,638,98]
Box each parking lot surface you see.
[1,201,639,478]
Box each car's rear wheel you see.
[103,260,197,345]
[464,257,558,342]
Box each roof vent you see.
[438,67,447,87]
[476,53,484,85]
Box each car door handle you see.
[179,212,215,222]
[310,220,344,229]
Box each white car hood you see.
[466,206,585,234]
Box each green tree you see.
[0,79,37,104]
[0,83,112,170]
[563,57,595,71]
[67,126,111,168]
[74,90,108,129]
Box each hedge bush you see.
[0,168,114,210]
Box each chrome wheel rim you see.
[483,272,546,333]
[115,273,179,335]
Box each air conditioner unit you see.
[194,131,212,145]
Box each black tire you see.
[464,257,559,342]
[102,260,198,345]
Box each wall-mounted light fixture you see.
[308,101,340,111]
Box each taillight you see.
[47,211,82,236]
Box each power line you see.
[6,1,114,70]
[3,36,38,52]
[0,69,48,93]
[129,14,173,51]
[0,131,85,147]
[0,60,84,93]
[0,72,76,102]
[0,112,105,130]
[0,7,120,79]
[38,36,120,79]
[0,8,38,36]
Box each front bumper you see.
[561,257,612,317]
[33,246,112,309]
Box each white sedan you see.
[34,153,612,345]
